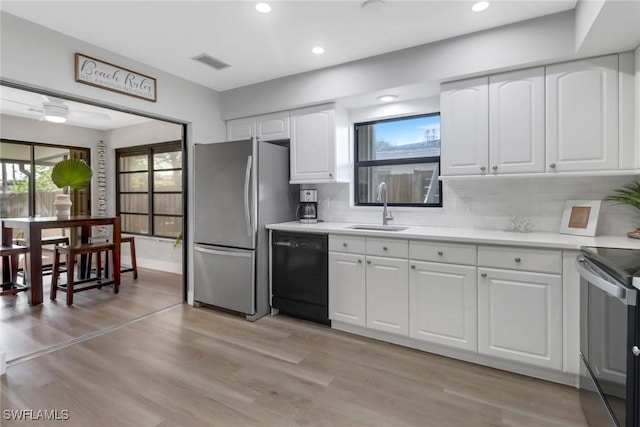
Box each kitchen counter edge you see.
[265,221,640,251]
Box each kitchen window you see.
[354,113,441,207]
[116,141,182,238]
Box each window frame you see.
[0,139,91,217]
[115,141,183,238]
[353,113,442,208]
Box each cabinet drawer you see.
[366,238,408,258]
[478,245,562,274]
[410,241,476,265]
[329,235,365,254]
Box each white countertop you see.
[266,221,640,250]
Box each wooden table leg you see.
[112,218,121,291]
[1,225,12,283]
[27,225,42,305]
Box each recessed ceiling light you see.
[312,46,325,55]
[361,0,385,13]
[472,1,490,12]
[255,2,271,13]
[377,95,397,103]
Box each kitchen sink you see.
[347,225,408,231]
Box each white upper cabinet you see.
[289,104,349,183]
[546,55,619,172]
[227,111,290,142]
[489,67,545,174]
[226,116,255,141]
[257,111,290,141]
[440,77,489,176]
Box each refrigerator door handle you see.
[194,246,252,258]
[244,155,253,237]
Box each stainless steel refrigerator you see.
[193,138,296,321]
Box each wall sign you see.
[74,53,157,102]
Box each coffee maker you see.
[298,189,318,223]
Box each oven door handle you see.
[576,257,627,300]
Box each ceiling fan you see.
[1,95,110,123]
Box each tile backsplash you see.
[308,175,640,236]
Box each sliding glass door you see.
[0,140,90,218]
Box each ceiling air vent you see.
[192,53,230,71]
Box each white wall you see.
[1,12,226,299]
[221,11,576,119]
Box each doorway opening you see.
[0,84,188,363]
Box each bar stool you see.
[51,242,116,306]
[0,245,29,296]
[92,236,138,280]
[120,236,138,279]
[14,236,69,275]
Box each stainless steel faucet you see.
[377,182,394,226]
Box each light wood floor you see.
[1,305,588,427]
[1,267,183,361]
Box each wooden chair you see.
[0,245,29,296]
[50,242,116,306]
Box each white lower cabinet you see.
[477,267,563,370]
[329,252,366,327]
[327,234,568,381]
[366,256,409,336]
[409,261,477,351]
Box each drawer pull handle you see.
[633,346,640,357]
[514,257,521,263]
[357,259,362,264]
[481,272,487,278]
[367,260,372,265]
[550,163,556,169]
[342,243,347,247]
[492,166,498,171]
[411,265,416,269]
[383,246,388,251]
[437,251,443,256]
[480,166,486,171]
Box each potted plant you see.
[604,180,640,238]
[50,158,93,219]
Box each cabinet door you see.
[409,261,477,351]
[227,117,256,141]
[290,104,336,182]
[478,268,562,370]
[329,252,366,327]
[440,77,489,176]
[546,55,618,172]
[489,68,545,174]
[257,112,290,141]
[366,256,409,336]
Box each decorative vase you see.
[53,194,72,219]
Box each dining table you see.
[1,216,121,306]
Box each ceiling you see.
[0,0,578,92]
[0,86,154,131]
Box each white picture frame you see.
[559,200,601,236]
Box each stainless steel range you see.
[577,247,640,427]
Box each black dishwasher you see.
[272,231,329,325]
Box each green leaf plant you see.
[604,180,640,211]
[51,158,93,190]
